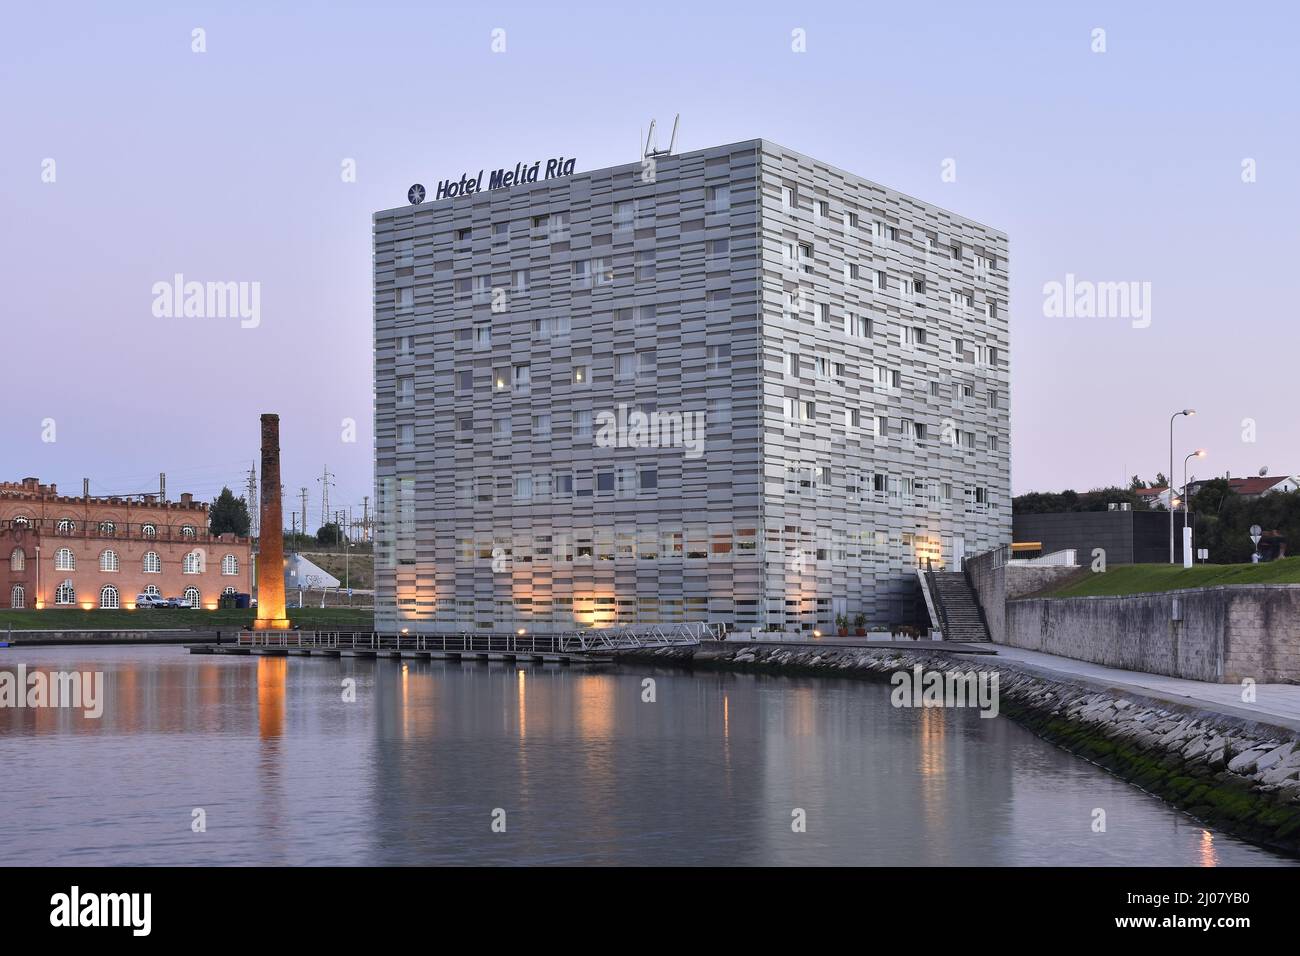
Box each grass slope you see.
[1046,556,1300,598]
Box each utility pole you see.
[300,487,310,543]
[317,466,335,531]
[246,466,259,538]
[361,496,370,542]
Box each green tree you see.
[209,487,251,536]
[316,522,342,546]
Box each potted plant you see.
[853,612,867,637]
[835,613,849,637]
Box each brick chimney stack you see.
[253,413,290,630]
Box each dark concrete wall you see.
[1012,510,1184,566]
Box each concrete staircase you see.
[930,572,991,643]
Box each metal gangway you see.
[210,621,723,660]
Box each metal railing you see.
[233,622,719,655]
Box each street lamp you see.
[1183,449,1207,564]
[1169,409,1195,563]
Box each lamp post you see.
[1183,449,1206,565]
[1169,409,1195,563]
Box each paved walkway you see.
[986,644,1300,732]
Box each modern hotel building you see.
[373,139,1010,634]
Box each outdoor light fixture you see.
[1168,409,1196,563]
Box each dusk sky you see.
[3,0,1296,521]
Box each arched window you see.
[99,521,116,537]
[10,547,25,572]
[183,551,203,574]
[143,551,161,573]
[183,586,201,609]
[56,518,76,535]
[181,526,196,538]
[12,515,30,528]
[55,548,76,571]
[100,585,120,609]
[221,554,239,575]
[55,580,76,605]
[141,523,157,538]
[100,549,119,572]
[222,586,237,595]
[10,585,25,609]
[142,584,160,596]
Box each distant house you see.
[1185,474,1300,500]
[1134,486,1172,510]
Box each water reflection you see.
[0,647,1292,867]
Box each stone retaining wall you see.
[619,642,1300,854]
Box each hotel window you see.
[782,185,797,210]
[55,548,75,571]
[596,471,615,494]
[874,364,900,391]
[100,549,119,572]
[783,398,815,423]
[183,551,203,574]
[708,397,732,426]
[555,473,574,497]
[930,381,942,398]
[913,421,928,442]
[706,184,730,213]
[574,409,593,439]
[634,304,656,328]
[902,326,926,348]
[512,363,531,391]
[472,275,491,303]
[640,468,658,491]
[456,227,472,247]
[615,353,637,380]
[398,423,415,450]
[184,587,201,609]
[396,376,414,406]
[798,243,814,273]
[143,552,161,573]
[9,547,24,572]
[455,414,473,440]
[533,414,552,440]
[396,335,414,358]
[221,554,239,575]
[55,580,75,605]
[845,408,861,429]
[395,287,413,311]
[635,251,656,282]
[514,475,534,501]
[513,269,530,293]
[395,240,414,267]
[493,415,513,440]
[845,211,859,233]
[951,243,963,260]
[533,315,570,340]
[845,313,871,338]
[707,343,731,373]
[707,237,729,256]
[456,369,473,392]
[815,200,830,221]
[816,303,830,325]
[951,289,974,311]
[493,221,509,242]
[958,383,974,404]
[572,364,588,386]
[875,415,889,438]
[843,262,859,282]
[873,474,888,494]
[547,212,570,241]
[815,356,833,380]
[786,352,800,376]
[912,278,926,295]
[614,200,635,231]
[985,301,998,319]
[989,435,1001,452]
[874,270,888,291]
[974,253,994,273]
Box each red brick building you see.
[0,477,252,611]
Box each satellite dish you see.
[1259,466,1268,476]
[408,183,426,205]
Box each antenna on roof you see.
[643,114,680,159]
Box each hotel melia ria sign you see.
[408,156,577,204]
